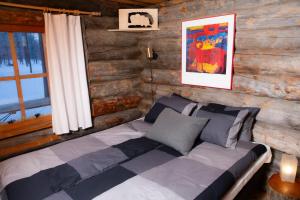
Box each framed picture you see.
[181,14,236,89]
[119,9,158,31]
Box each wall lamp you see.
[146,46,158,60]
[146,45,157,104]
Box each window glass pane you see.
[21,77,49,102]
[13,32,46,75]
[0,80,21,124]
[0,80,19,106]
[26,105,51,118]
[0,32,14,77]
[0,111,22,124]
[21,78,51,118]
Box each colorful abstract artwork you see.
[186,23,228,74]
[182,14,235,89]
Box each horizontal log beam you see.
[138,38,181,52]
[88,47,141,61]
[142,68,181,85]
[90,78,141,99]
[142,68,300,100]
[93,108,142,130]
[234,54,300,75]
[90,73,140,83]
[88,60,143,82]
[232,74,300,101]
[253,121,300,157]
[92,95,142,117]
[86,29,139,49]
[89,60,142,72]
[236,35,300,51]
[83,16,118,30]
[158,0,300,26]
[0,10,44,26]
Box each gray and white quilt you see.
[0,119,267,200]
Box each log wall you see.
[82,16,143,128]
[138,0,300,171]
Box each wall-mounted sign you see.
[119,9,159,31]
[182,14,236,89]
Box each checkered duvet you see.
[0,119,266,200]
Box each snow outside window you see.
[0,32,51,125]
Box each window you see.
[0,31,51,138]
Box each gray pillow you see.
[224,107,260,141]
[144,95,197,123]
[206,103,260,141]
[158,95,197,115]
[146,108,208,155]
[196,109,249,148]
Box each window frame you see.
[0,25,52,139]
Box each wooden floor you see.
[236,191,267,200]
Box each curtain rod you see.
[0,2,101,16]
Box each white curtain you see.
[44,13,92,135]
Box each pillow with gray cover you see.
[146,108,208,155]
[205,103,260,141]
[144,94,197,123]
[196,106,249,148]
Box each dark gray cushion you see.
[146,108,208,155]
[158,96,197,115]
[144,102,166,123]
[224,107,259,141]
[206,103,260,141]
[196,107,249,148]
[144,94,197,123]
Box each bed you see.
[0,118,271,200]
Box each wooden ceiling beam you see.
[110,0,153,6]
[135,0,164,3]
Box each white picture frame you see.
[181,14,236,89]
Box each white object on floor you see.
[280,153,298,183]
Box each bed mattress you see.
[0,119,270,200]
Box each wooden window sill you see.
[0,115,52,140]
[0,134,60,159]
